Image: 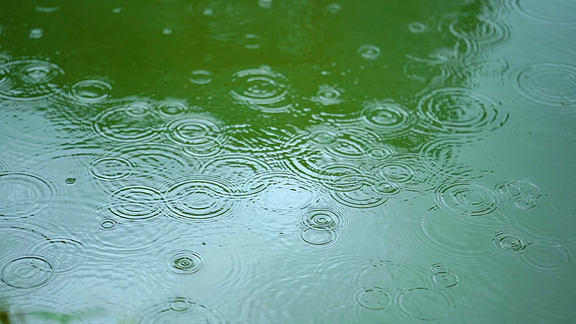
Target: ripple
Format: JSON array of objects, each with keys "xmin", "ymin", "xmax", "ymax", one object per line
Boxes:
[
  {"xmin": 139, "ymin": 297, "xmax": 224, "ymax": 324},
  {"xmin": 31, "ymin": 237, "xmax": 85, "ymax": 273},
  {"xmin": 509, "ymin": 0, "xmax": 576, "ymax": 24},
  {"xmin": 430, "ymin": 263, "xmax": 450, "ymax": 274},
  {"xmin": 69, "ymin": 79, "xmax": 112, "ymax": 104},
  {"xmin": 0, "ymin": 225, "xmax": 48, "ymax": 257},
  {"xmin": 514, "ymin": 63, "xmax": 576, "ymax": 107},
  {"xmin": 0, "ymin": 256, "xmax": 55, "ymax": 289},
  {"xmin": 248, "ymin": 172, "xmax": 316, "ymax": 212},
  {"xmin": 89, "ymin": 157, "xmax": 134, "ymax": 181},
  {"xmin": 98, "ymin": 218, "xmax": 118, "ymax": 231},
  {"xmin": 491, "ymin": 231, "xmax": 530, "ymax": 254},
  {"xmin": 164, "ymin": 250, "xmax": 205, "ymax": 275},
  {"xmin": 229, "ymin": 66, "xmax": 292, "ymax": 113},
  {"xmin": 189, "ymin": 69, "xmax": 213, "ymax": 85},
  {"xmin": 324, "ymin": 127, "xmax": 383, "ymax": 160},
  {"xmin": 416, "ymin": 87, "xmax": 508, "ymax": 134},
  {"xmin": 397, "ymin": 287, "xmax": 454, "ymax": 320},
  {"xmin": 430, "ymin": 272, "xmax": 460, "ymax": 288},
  {"xmin": 0, "ymin": 59, "xmax": 64, "ymax": 101},
  {"xmin": 309, "ymin": 127, "xmax": 339, "ymax": 146},
  {"xmin": 434, "ymin": 182, "xmax": 499, "ymax": 217},
  {"xmin": 442, "ymin": 13, "xmax": 510, "ymax": 46},
  {"xmin": 299, "ymin": 227, "xmax": 338, "ymax": 246},
  {"xmin": 417, "ymin": 137, "xmax": 488, "ymax": 180},
  {"xmin": 374, "ymin": 153, "xmax": 443, "ymax": 192},
  {"xmin": 157, "ymin": 100, "xmax": 188, "ymax": 118},
  {"xmin": 403, "ymin": 59, "xmax": 451, "ymax": 84},
  {"xmin": 163, "ymin": 176, "xmax": 238, "ymax": 222},
  {"xmin": 357, "ymin": 45, "xmax": 381, "ymax": 60},
  {"xmin": 516, "ymin": 238, "xmax": 573, "ymax": 274},
  {"xmin": 360, "ymin": 99, "xmax": 415, "ymax": 135},
  {"xmin": 408, "ymin": 22, "xmax": 429, "ymax": 33},
  {"xmin": 312, "ymin": 84, "xmax": 343, "ymax": 106},
  {"xmin": 108, "ymin": 186, "xmax": 165, "ymax": 221},
  {"xmin": 166, "ymin": 116, "xmax": 227, "ymax": 157},
  {"xmin": 300, "ymin": 207, "xmax": 345, "ymax": 230},
  {"xmin": 495, "ymin": 180, "xmax": 542, "ymax": 210},
  {"xmin": 0, "ymin": 172, "xmax": 56, "ymax": 218},
  {"xmin": 320, "ymin": 163, "xmax": 369, "ymax": 192},
  {"xmin": 92, "ymin": 101, "xmax": 163, "ymax": 142}
]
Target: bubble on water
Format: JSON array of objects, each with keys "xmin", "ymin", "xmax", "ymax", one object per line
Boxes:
[
  {"xmin": 300, "ymin": 226, "xmax": 338, "ymax": 246},
  {"xmin": 416, "ymin": 87, "xmax": 508, "ymax": 134},
  {"xmin": 29, "ymin": 28, "xmax": 43, "ymax": 39},
  {"xmin": 312, "ymin": 84, "xmax": 343, "ymax": 106},
  {"xmin": 0, "ymin": 172, "xmax": 56, "ymax": 218},
  {"xmin": 108, "ymin": 186, "xmax": 164, "ymax": 221},
  {"xmin": 163, "ymin": 176, "xmax": 238, "ymax": 222},
  {"xmin": 230, "ymin": 66, "xmax": 292, "ymax": 113},
  {"xmin": 70, "ymin": 79, "xmax": 112, "ymax": 103},
  {"xmin": 0, "ymin": 59, "xmax": 64, "ymax": 101},
  {"xmin": 360, "ymin": 99, "xmax": 414, "ymax": 135},
  {"xmin": 408, "ymin": 22, "xmax": 429, "ymax": 33},
  {"xmin": 516, "ymin": 238, "xmax": 573, "ymax": 274},
  {"xmin": 162, "ymin": 28, "xmax": 173, "ymax": 35},
  {"xmin": 491, "ymin": 231, "xmax": 530, "ymax": 254},
  {"xmin": 397, "ymin": 287, "xmax": 454, "ymax": 320},
  {"xmin": 357, "ymin": 45, "xmax": 381, "ymax": 60},
  {"xmin": 435, "ymin": 182, "xmax": 499, "ymax": 217},
  {"xmin": 89, "ymin": 156, "xmax": 134, "ymax": 181},
  {"xmin": 507, "ymin": 0, "xmax": 576, "ymax": 24},
  {"xmin": 166, "ymin": 116, "xmax": 227, "ymax": 157},
  {"xmin": 112, "ymin": 8, "xmax": 122, "ymax": 13},
  {"xmin": 92, "ymin": 101, "xmax": 163, "ymax": 142},
  {"xmin": 441, "ymin": 13, "xmax": 510, "ymax": 46},
  {"xmin": 189, "ymin": 69, "xmax": 213, "ymax": 85},
  {"xmin": 495, "ymin": 180, "xmax": 542, "ymax": 210},
  {"xmin": 514, "ymin": 63, "xmax": 576, "ymax": 107},
  {"xmin": 355, "ymin": 286, "xmax": 393, "ymax": 310},
  {"xmin": 164, "ymin": 250, "xmax": 205, "ymax": 275},
  {"xmin": 300, "ymin": 207, "xmax": 345, "ymax": 230},
  {"xmin": 31, "ymin": 238, "xmax": 85, "ymax": 273},
  {"xmin": 138, "ymin": 297, "xmax": 225, "ymax": 324},
  {"xmin": 1, "ymin": 256, "xmax": 55, "ymax": 289}
]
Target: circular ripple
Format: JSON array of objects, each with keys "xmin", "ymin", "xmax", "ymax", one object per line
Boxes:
[
  {"xmin": 0, "ymin": 60, "xmax": 64, "ymax": 101},
  {"xmin": 249, "ymin": 172, "xmax": 316, "ymax": 212},
  {"xmin": 300, "ymin": 208, "xmax": 345, "ymax": 229},
  {"xmin": 157, "ymin": 100, "xmax": 188, "ymax": 118},
  {"xmin": 70, "ymin": 79, "xmax": 112, "ymax": 104},
  {"xmin": 360, "ymin": 99, "xmax": 415, "ymax": 135},
  {"xmin": 514, "ymin": 63, "xmax": 576, "ymax": 107},
  {"xmin": 309, "ymin": 128, "xmax": 339, "ymax": 146},
  {"xmin": 166, "ymin": 116, "xmax": 226, "ymax": 157},
  {"xmin": 355, "ymin": 286, "xmax": 393, "ymax": 310},
  {"xmin": 517, "ymin": 238, "xmax": 573, "ymax": 274},
  {"xmin": 31, "ymin": 238, "xmax": 85, "ymax": 273},
  {"xmin": 0, "ymin": 172, "xmax": 56, "ymax": 218},
  {"xmin": 430, "ymin": 272, "xmax": 460, "ymax": 288},
  {"xmin": 93, "ymin": 101, "xmax": 163, "ymax": 142},
  {"xmin": 139, "ymin": 297, "xmax": 224, "ymax": 324},
  {"xmin": 230, "ymin": 66, "xmax": 292, "ymax": 113},
  {"xmin": 491, "ymin": 231, "xmax": 530, "ymax": 254},
  {"xmin": 108, "ymin": 186, "xmax": 164, "ymax": 221},
  {"xmin": 324, "ymin": 127, "xmax": 383, "ymax": 160},
  {"xmin": 398, "ymin": 287, "xmax": 454, "ymax": 320},
  {"xmin": 312, "ymin": 84, "xmax": 343, "ymax": 106},
  {"xmin": 189, "ymin": 70, "xmax": 213, "ymax": 85},
  {"xmin": 403, "ymin": 60, "xmax": 451, "ymax": 84},
  {"xmin": 89, "ymin": 156, "xmax": 134, "ymax": 181},
  {"xmin": 443, "ymin": 13, "xmax": 510, "ymax": 46},
  {"xmin": 495, "ymin": 180, "xmax": 542, "ymax": 210},
  {"xmin": 201, "ymin": 154, "xmax": 272, "ymax": 196},
  {"xmin": 300, "ymin": 227, "xmax": 338, "ymax": 246},
  {"xmin": 430, "ymin": 263, "xmax": 450, "ymax": 274},
  {"xmin": 98, "ymin": 218, "xmax": 118, "ymax": 231},
  {"xmin": 164, "ymin": 176, "xmax": 238, "ymax": 222},
  {"xmin": 1, "ymin": 256, "xmax": 55, "ymax": 289},
  {"xmin": 374, "ymin": 154, "xmax": 443, "ymax": 192},
  {"xmin": 164, "ymin": 250, "xmax": 205, "ymax": 275},
  {"xmin": 510, "ymin": 0, "xmax": 576, "ymax": 24},
  {"xmin": 417, "ymin": 87, "xmax": 507, "ymax": 134},
  {"xmin": 408, "ymin": 22, "xmax": 429, "ymax": 33},
  {"xmin": 357, "ymin": 45, "xmax": 381, "ymax": 60},
  {"xmin": 435, "ymin": 182, "xmax": 499, "ymax": 217}
]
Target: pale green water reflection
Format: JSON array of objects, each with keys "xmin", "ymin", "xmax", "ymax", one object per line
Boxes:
[{"xmin": 0, "ymin": 0, "xmax": 575, "ymax": 323}]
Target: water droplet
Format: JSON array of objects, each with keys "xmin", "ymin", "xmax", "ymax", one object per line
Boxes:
[
  {"xmin": 357, "ymin": 45, "xmax": 381, "ymax": 60},
  {"xmin": 495, "ymin": 180, "xmax": 542, "ymax": 210},
  {"xmin": 325, "ymin": 3, "xmax": 341, "ymax": 14},
  {"xmin": 164, "ymin": 250, "xmax": 205, "ymax": 275},
  {"xmin": 162, "ymin": 28, "xmax": 173, "ymax": 35},
  {"xmin": 430, "ymin": 263, "xmax": 450, "ymax": 274},
  {"xmin": 430, "ymin": 272, "xmax": 460, "ymax": 288},
  {"xmin": 1, "ymin": 256, "xmax": 55, "ymax": 289},
  {"xmin": 408, "ymin": 22, "xmax": 429, "ymax": 33},
  {"xmin": 112, "ymin": 8, "xmax": 122, "ymax": 13},
  {"xmin": 492, "ymin": 231, "xmax": 529, "ymax": 253},
  {"xmin": 300, "ymin": 208, "xmax": 345, "ymax": 230},
  {"xmin": 258, "ymin": 0, "xmax": 273, "ymax": 9},
  {"xmin": 65, "ymin": 177, "xmax": 75, "ymax": 185},
  {"xmin": 29, "ymin": 28, "xmax": 43, "ymax": 39},
  {"xmin": 0, "ymin": 172, "xmax": 56, "ymax": 218},
  {"xmin": 312, "ymin": 84, "xmax": 343, "ymax": 106}
]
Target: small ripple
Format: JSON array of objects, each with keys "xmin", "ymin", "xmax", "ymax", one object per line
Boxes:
[
  {"xmin": 0, "ymin": 256, "xmax": 55, "ymax": 289},
  {"xmin": 320, "ymin": 163, "xmax": 370, "ymax": 192},
  {"xmin": 108, "ymin": 186, "xmax": 165, "ymax": 221},
  {"xmin": 0, "ymin": 172, "xmax": 56, "ymax": 218},
  {"xmin": 89, "ymin": 156, "xmax": 134, "ymax": 181},
  {"xmin": 138, "ymin": 297, "xmax": 224, "ymax": 324},
  {"xmin": 312, "ymin": 84, "xmax": 344, "ymax": 106},
  {"xmin": 200, "ymin": 153, "xmax": 272, "ymax": 191},
  {"xmin": 495, "ymin": 179, "xmax": 542, "ymax": 210},
  {"xmin": 98, "ymin": 218, "xmax": 118, "ymax": 231},
  {"xmin": 355, "ymin": 286, "xmax": 393, "ymax": 310},
  {"xmin": 189, "ymin": 69, "xmax": 213, "ymax": 85},
  {"xmin": 299, "ymin": 227, "xmax": 339, "ymax": 246},
  {"xmin": 434, "ymin": 182, "xmax": 499, "ymax": 217},
  {"xmin": 166, "ymin": 116, "xmax": 227, "ymax": 157},
  {"xmin": 0, "ymin": 59, "xmax": 64, "ymax": 101},
  {"xmin": 163, "ymin": 175, "xmax": 239, "ymax": 222},
  {"xmin": 229, "ymin": 66, "xmax": 292, "ymax": 113},
  {"xmin": 324, "ymin": 127, "xmax": 383, "ymax": 160},
  {"xmin": 491, "ymin": 231, "xmax": 530, "ymax": 254},
  {"xmin": 397, "ymin": 287, "xmax": 454, "ymax": 320},
  {"xmin": 408, "ymin": 22, "xmax": 429, "ymax": 33},
  {"xmin": 360, "ymin": 99, "xmax": 415, "ymax": 136},
  {"xmin": 430, "ymin": 263, "xmax": 450, "ymax": 274},
  {"xmin": 31, "ymin": 237, "xmax": 85, "ymax": 273},
  {"xmin": 300, "ymin": 207, "xmax": 345, "ymax": 230},
  {"xmin": 508, "ymin": 0, "xmax": 576, "ymax": 24},
  {"xmin": 357, "ymin": 45, "xmax": 381, "ymax": 61},
  {"xmin": 429, "ymin": 269, "xmax": 461, "ymax": 289},
  {"xmin": 373, "ymin": 153, "xmax": 443, "ymax": 192},
  {"xmin": 516, "ymin": 238, "xmax": 573, "ymax": 274},
  {"xmin": 514, "ymin": 63, "xmax": 576, "ymax": 107},
  {"xmin": 157, "ymin": 100, "xmax": 188, "ymax": 118},
  {"xmin": 416, "ymin": 87, "xmax": 508, "ymax": 134},
  {"xmin": 92, "ymin": 100, "xmax": 163, "ymax": 142},
  {"xmin": 441, "ymin": 13, "xmax": 510, "ymax": 46},
  {"xmin": 403, "ymin": 60, "xmax": 450, "ymax": 85},
  {"xmin": 164, "ymin": 250, "xmax": 205, "ymax": 275},
  {"xmin": 68, "ymin": 79, "xmax": 112, "ymax": 104}
]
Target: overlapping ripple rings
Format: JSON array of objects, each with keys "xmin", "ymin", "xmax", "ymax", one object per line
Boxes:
[
  {"xmin": 108, "ymin": 186, "xmax": 165, "ymax": 222},
  {"xmin": 514, "ymin": 63, "xmax": 576, "ymax": 107},
  {"xmin": 138, "ymin": 297, "xmax": 225, "ymax": 324},
  {"xmin": 0, "ymin": 256, "xmax": 55, "ymax": 289},
  {"xmin": 92, "ymin": 100, "xmax": 164, "ymax": 142},
  {"xmin": 360, "ymin": 99, "xmax": 415, "ymax": 136},
  {"xmin": 68, "ymin": 79, "xmax": 112, "ymax": 104},
  {"xmin": 441, "ymin": 13, "xmax": 511, "ymax": 46},
  {"xmin": 31, "ymin": 237, "xmax": 86, "ymax": 273},
  {"xmin": 0, "ymin": 172, "xmax": 56, "ymax": 218},
  {"xmin": 508, "ymin": 0, "xmax": 576, "ymax": 24},
  {"xmin": 434, "ymin": 182, "xmax": 499, "ymax": 217},
  {"xmin": 416, "ymin": 87, "xmax": 508, "ymax": 134},
  {"xmin": 0, "ymin": 59, "xmax": 64, "ymax": 101},
  {"xmin": 166, "ymin": 115, "xmax": 227, "ymax": 157},
  {"xmin": 495, "ymin": 179, "xmax": 542, "ymax": 210},
  {"xmin": 229, "ymin": 66, "xmax": 292, "ymax": 113}
]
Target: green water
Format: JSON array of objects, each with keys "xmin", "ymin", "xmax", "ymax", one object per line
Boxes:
[{"xmin": 0, "ymin": 0, "xmax": 575, "ymax": 322}]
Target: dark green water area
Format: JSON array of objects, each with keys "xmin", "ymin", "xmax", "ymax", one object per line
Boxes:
[{"xmin": 1, "ymin": 0, "xmax": 575, "ymax": 322}]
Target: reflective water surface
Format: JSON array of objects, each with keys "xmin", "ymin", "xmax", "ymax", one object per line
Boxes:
[{"xmin": 1, "ymin": 0, "xmax": 575, "ymax": 322}]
